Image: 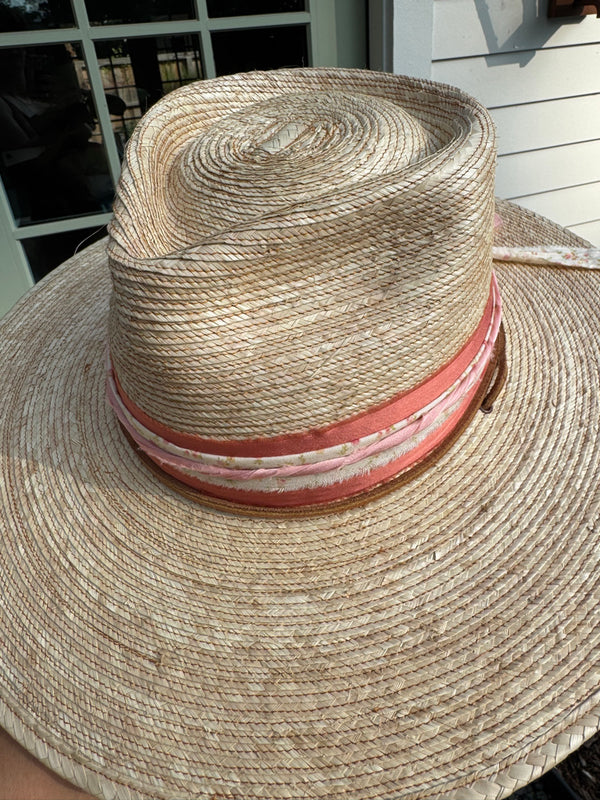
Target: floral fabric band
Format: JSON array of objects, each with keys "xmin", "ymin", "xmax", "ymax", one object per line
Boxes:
[
  {"xmin": 107, "ymin": 274, "xmax": 502, "ymax": 508},
  {"xmin": 492, "ymin": 246, "xmax": 600, "ymax": 270}
]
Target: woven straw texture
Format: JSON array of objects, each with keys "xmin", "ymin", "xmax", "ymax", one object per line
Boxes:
[
  {"xmin": 0, "ymin": 68, "xmax": 600, "ymax": 800},
  {"xmin": 108, "ymin": 69, "xmax": 496, "ymax": 439}
]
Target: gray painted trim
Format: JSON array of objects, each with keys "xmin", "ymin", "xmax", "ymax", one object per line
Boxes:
[
  {"xmin": 0, "ymin": 183, "xmax": 33, "ymax": 318},
  {"xmin": 391, "ymin": 0, "xmax": 434, "ymax": 79},
  {"xmin": 192, "ymin": 0, "xmax": 217, "ymax": 79},
  {"xmin": 13, "ymin": 215, "xmax": 113, "ymax": 240},
  {"xmin": 207, "ymin": 12, "xmax": 311, "ymax": 31},
  {"xmin": 309, "ymin": 0, "xmax": 337, "ymax": 67},
  {"xmin": 71, "ymin": 0, "xmax": 123, "ymax": 186},
  {"xmin": 368, "ymin": 0, "xmax": 434, "ymax": 77},
  {"xmin": 0, "ymin": 14, "xmax": 312, "ymax": 48},
  {"xmin": 369, "ymin": 0, "xmax": 393, "ymax": 72}
]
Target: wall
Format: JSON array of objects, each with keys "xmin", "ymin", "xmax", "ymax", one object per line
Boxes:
[{"xmin": 386, "ymin": 0, "xmax": 600, "ymax": 245}]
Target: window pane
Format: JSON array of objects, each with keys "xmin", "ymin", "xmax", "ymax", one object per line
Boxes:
[
  {"xmin": 22, "ymin": 225, "xmax": 107, "ymax": 282},
  {"xmin": 85, "ymin": 0, "xmax": 195, "ymax": 26},
  {"xmin": 207, "ymin": 0, "xmax": 305, "ymax": 17},
  {"xmin": 212, "ymin": 25, "xmax": 308, "ymax": 75},
  {"xmin": 95, "ymin": 36, "xmax": 203, "ymax": 148},
  {"xmin": 0, "ymin": 43, "xmax": 114, "ymax": 226},
  {"xmin": 0, "ymin": 0, "xmax": 74, "ymax": 32}
]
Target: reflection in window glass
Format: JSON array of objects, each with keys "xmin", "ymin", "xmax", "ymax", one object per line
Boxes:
[
  {"xmin": 0, "ymin": 43, "xmax": 113, "ymax": 227},
  {"xmin": 85, "ymin": 0, "xmax": 194, "ymax": 26},
  {"xmin": 22, "ymin": 225, "xmax": 107, "ymax": 282},
  {"xmin": 95, "ymin": 36, "xmax": 203, "ymax": 149},
  {"xmin": 212, "ymin": 26, "xmax": 308, "ymax": 75},
  {"xmin": 0, "ymin": 0, "xmax": 74, "ymax": 32},
  {"xmin": 207, "ymin": 0, "xmax": 305, "ymax": 17}
]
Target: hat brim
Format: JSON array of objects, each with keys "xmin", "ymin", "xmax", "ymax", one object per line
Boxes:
[{"xmin": 1, "ymin": 199, "xmax": 599, "ymax": 800}]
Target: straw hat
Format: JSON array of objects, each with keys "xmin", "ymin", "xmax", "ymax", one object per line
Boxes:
[{"xmin": 1, "ymin": 67, "xmax": 599, "ymax": 800}]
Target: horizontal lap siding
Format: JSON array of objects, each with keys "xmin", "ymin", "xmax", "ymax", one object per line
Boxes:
[
  {"xmin": 433, "ymin": 0, "xmax": 600, "ymax": 59},
  {"xmin": 495, "ymin": 140, "xmax": 600, "ymax": 198},
  {"xmin": 508, "ymin": 182, "xmax": 600, "ymax": 232},
  {"xmin": 492, "ymin": 96, "xmax": 599, "ymax": 154},
  {"xmin": 431, "ymin": 45, "xmax": 600, "ymax": 107},
  {"xmin": 569, "ymin": 219, "xmax": 600, "ymax": 243},
  {"xmin": 431, "ymin": 0, "xmax": 600, "ymax": 244}
]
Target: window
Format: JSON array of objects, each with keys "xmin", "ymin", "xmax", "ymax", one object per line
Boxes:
[{"xmin": 0, "ymin": 0, "xmax": 367, "ymax": 315}]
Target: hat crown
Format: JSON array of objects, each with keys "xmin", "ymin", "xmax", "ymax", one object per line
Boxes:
[
  {"xmin": 107, "ymin": 68, "xmax": 496, "ymax": 442},
  {"xmin": 151, "ymin": 89, "xmax": 437, "ymax": 248}
]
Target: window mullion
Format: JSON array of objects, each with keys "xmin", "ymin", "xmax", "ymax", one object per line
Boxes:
[
  {"xmin": 0, "ymin": 181, "xmax": 33, "ymax": 317},
  {"xmin": 83, "ymin": 20, "xmax": 207, "ymax": 41},
  {"xmin": 13, "ymin": 214, "xmax": 113, "ymax": 240},
  {"xmin": 0, "ymin": 28, "xmax": 82, "ymax": 46},
  {"xmin": 206, "ymin": 13, "xmax": 311, "ymax": 31},
  {"xmin": 70, "ymin": 0, "xmax": 122, "ymax": 187},
  {"xmin": 307, "ymin": 0, "xmax": 337, "ymax": 67},
  {"xmin": 192, "ymin": 0, "xmax": 216, "ymax": 79}
]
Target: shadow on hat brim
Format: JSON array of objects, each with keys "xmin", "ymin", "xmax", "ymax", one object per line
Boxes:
[{"xmin": 0, "ymin": 199, "xmax": 599, "ymax": 800}]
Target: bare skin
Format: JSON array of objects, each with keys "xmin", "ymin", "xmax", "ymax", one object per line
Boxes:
[{"xmin": 0, "ymin": 728, "xmax": 96, "ymax": 800}]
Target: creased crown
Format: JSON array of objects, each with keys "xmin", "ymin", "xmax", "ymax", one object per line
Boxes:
[{"xmin": 108, "ymin": 68, "xmax": 496, "ymax": 441}]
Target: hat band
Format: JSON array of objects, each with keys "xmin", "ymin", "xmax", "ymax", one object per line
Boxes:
[
  {"xmin": 492, "ymin": 244, "xmax": 600, "ymax": 268},
  {"xmin": 107, "ymin": 274, "xmax": 502, "ymax": 509}
]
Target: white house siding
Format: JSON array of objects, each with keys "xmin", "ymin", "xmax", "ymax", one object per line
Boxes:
[{"xmin": 430, "ymin": 0, "xmax": 600, "ymax": 245}]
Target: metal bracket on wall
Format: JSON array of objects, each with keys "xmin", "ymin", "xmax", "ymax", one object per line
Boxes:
[{"xmin": 548, "ymin": 0, "xmax": 600, "ymax": 17}]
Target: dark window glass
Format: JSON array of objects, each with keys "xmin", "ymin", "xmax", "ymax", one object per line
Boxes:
[
  {"xmin": 212, "ymin": 25, "xmax": 308, "ymax": 75},
  {"xmin": 0, "ymin": 43, "xmax": 113, "ymax": 226},
  {"xmin": 22, "ymin": 224, "xmax": 107, "ymax": 282},
  {"xmin": 207, "ymin": 0, "xmax": 305, "ymax": 17},
  {"xmin": 0, "ymin": 0, "xmax": 74, "ymax": 32},
  {"xmin": 85, "ymin": 0, "xmax": 194, "ymax": 26},
  {"xmin": 95, "ymin": 35, "xmax": 203, "ymax": 149}
]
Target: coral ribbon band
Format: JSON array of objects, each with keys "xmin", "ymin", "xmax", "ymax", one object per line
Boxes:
[
  {"xmin": 107, "ymin": 274, "xmax": 502, "ymax": 508},
  {"xmin": 110, "ymin": 277, "xmax": 500, "ymax": 459},
  {"xmin": 148, "ymin": 382, "xmax": 484, "ymax": 508}
]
